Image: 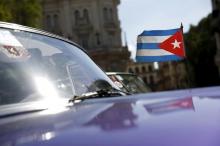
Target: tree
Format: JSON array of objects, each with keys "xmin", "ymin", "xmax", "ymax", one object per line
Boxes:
[
  {"xmin": 0, "ymin": 0, "xmax": 42, "ymax": 28},
  {"xmin": 185, "ymin": 14, "xmax": 220, "ymax": 87},
  {"xmin": 0, "ymin": 0, "xmax": 13, "ymax": 21}
]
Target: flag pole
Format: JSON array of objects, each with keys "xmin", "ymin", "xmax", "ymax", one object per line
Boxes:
[{"xmin": 180, "ymin": 23, "xmax": 186, "ymax": 57}]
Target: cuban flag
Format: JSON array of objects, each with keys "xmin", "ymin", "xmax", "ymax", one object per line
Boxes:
[{"xmin": 136, "ymin": 28, "xmax": 186, "ymax": 62}]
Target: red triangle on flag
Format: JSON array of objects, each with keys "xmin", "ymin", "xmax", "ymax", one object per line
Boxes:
[{"xmin": 159, "ymin": 30, "xmax": 185, "ymax": 57}]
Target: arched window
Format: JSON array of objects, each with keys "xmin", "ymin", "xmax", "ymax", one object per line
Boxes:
[
  {"xmin": 142, "ymin": 66, "xmax": 146, "ymax": 72},
  {"xmin": 96, "ymin": 33, "xmax": 101, "ymax": 45},
  {"xmin": 46, "ymin": 15, "xmax": 51, "ymax": 28},
  {"xmin": 109, "ymin": 8, "xmax": 113, "ymax": 21},
  {"xmin": 103, "ymin": 7, "xmax": 108, "ymax": 22},
  {"xmin": 135, "ymin": 67, "xmax": 139, "ymax": 74},
  {"xmin": 149, "ymin": 75, "xmax": 154, "ymax": 84},
  {"xmin": 148, "ymin": 65, "xmax": 153, "ymax": 72},
  {"xmin": 54, "ymin": 14, "xmax": 59, "ymax": 27},
  {"xmin": 83, "ymin": 9, "xmax": 89, "ymax": 23},
  {"xmin": 74, "ymin": 10, "xmax": 80, "ymax": 25},
  {"xmin": 128, "ymin": 68, "xmax": 133, "ymax": 73},
  {"xmin": 143, "ymin": 77, "xmax": 148, "ymax": 84}
]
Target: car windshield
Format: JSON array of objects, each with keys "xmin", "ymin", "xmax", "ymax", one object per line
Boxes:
[{"xmin": 0, "ymin": 27, "xmax": 117, "ymax": 106}]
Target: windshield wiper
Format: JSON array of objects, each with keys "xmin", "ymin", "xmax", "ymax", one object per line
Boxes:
[{"xmin": 69, "ymin": 88, "xmax": 130, "ymax": 103}]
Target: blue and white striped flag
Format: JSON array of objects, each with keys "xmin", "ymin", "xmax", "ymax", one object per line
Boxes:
[{"xmin": 136, "ymin": 28, "xmax": 185, "ymax": 62}]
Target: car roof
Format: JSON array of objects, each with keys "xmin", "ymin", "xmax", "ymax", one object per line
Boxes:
[{"xmin": 0, "ymin": 21, "xmax": 86, "ymax": 53}]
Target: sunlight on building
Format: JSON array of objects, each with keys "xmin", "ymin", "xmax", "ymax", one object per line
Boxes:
[{"xmin": 154, "ymin": 62, "xmax": 159, "ymax": 70}]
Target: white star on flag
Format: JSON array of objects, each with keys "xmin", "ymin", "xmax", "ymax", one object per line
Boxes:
[{"xmin": 171, "ymin": 39, "xmax": 181, "ymax": 49}]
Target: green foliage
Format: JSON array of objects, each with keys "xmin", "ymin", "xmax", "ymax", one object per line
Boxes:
[
  {"xmin": 0, "ymin": 0, "xmax": 13, "ymax": 21},
  {"xmin": 185, "ymin": 14, "xmax": 220, "ymax": 87},
  {"xmin": 0, "ymin": 0, "xmax": 42, "ymax": 28}
]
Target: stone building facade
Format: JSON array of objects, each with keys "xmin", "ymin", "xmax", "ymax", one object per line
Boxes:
[
  {"xmin": 127, "ymin": 61, "xmax": 188, "ymax": 91},
  {"xmin": 126, "ymin": 62, "xmax": 159, "ymax": 91},
  {"xmin": 159, "ymin": 62, "xmax": 189, "ymax": 90},
  {"xmin": 42, "ymin": 0, "xmax": 130, "ymax": 71}
]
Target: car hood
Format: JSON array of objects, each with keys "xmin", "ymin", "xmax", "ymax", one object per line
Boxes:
[{"xmin": 1, "ymin": 86, "xmax": 220, "ymax": 146}]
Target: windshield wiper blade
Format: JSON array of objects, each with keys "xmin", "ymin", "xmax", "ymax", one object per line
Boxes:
[{"xmin": 69, "ymin": 88, "xmax": 130, "ymax": 103}]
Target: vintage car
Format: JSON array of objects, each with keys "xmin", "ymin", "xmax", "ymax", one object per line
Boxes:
[
  {"xmin": 106, "ymin": 72, "xmax": 151, "ymax": 94},
  {"xmin": 0, "ymin": 22, "xmax": 220, "ymax": 146}
]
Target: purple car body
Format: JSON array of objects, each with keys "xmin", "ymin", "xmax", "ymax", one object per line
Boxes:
[{"xmin": 0, "ymin": 86, "xmax": 220, "ymax": 146}]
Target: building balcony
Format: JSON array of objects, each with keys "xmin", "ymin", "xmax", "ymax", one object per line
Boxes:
[
  {"xmin": 103, "ymin": 22, "xmax": 119, "ymax": 32},
  {"xmin": 73, "ymin": 19, "xmax": 93, "ymax": 34}
]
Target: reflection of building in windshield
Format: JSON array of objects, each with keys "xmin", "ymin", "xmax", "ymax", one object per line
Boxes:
[
  {"xmin": 84, "ymin": 103, "xmax": 137, "ymax": 131},
  {"xmin": 144, "ymin": 97, "xmax": 195, "ymax": 115}
]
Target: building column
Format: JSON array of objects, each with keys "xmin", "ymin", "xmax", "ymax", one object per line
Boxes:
[{"xmin": 61, "ymin": 0, "xmax": 72, "ymax": 38}]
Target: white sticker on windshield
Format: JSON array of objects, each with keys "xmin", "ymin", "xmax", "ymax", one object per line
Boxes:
[
  {"xmin": 0, "ymin": 45, "xmax": 30, "ymax": 59},
  {"xmin": 0, "ymin": 30, "xmax": 30, "ymax": 59}
]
